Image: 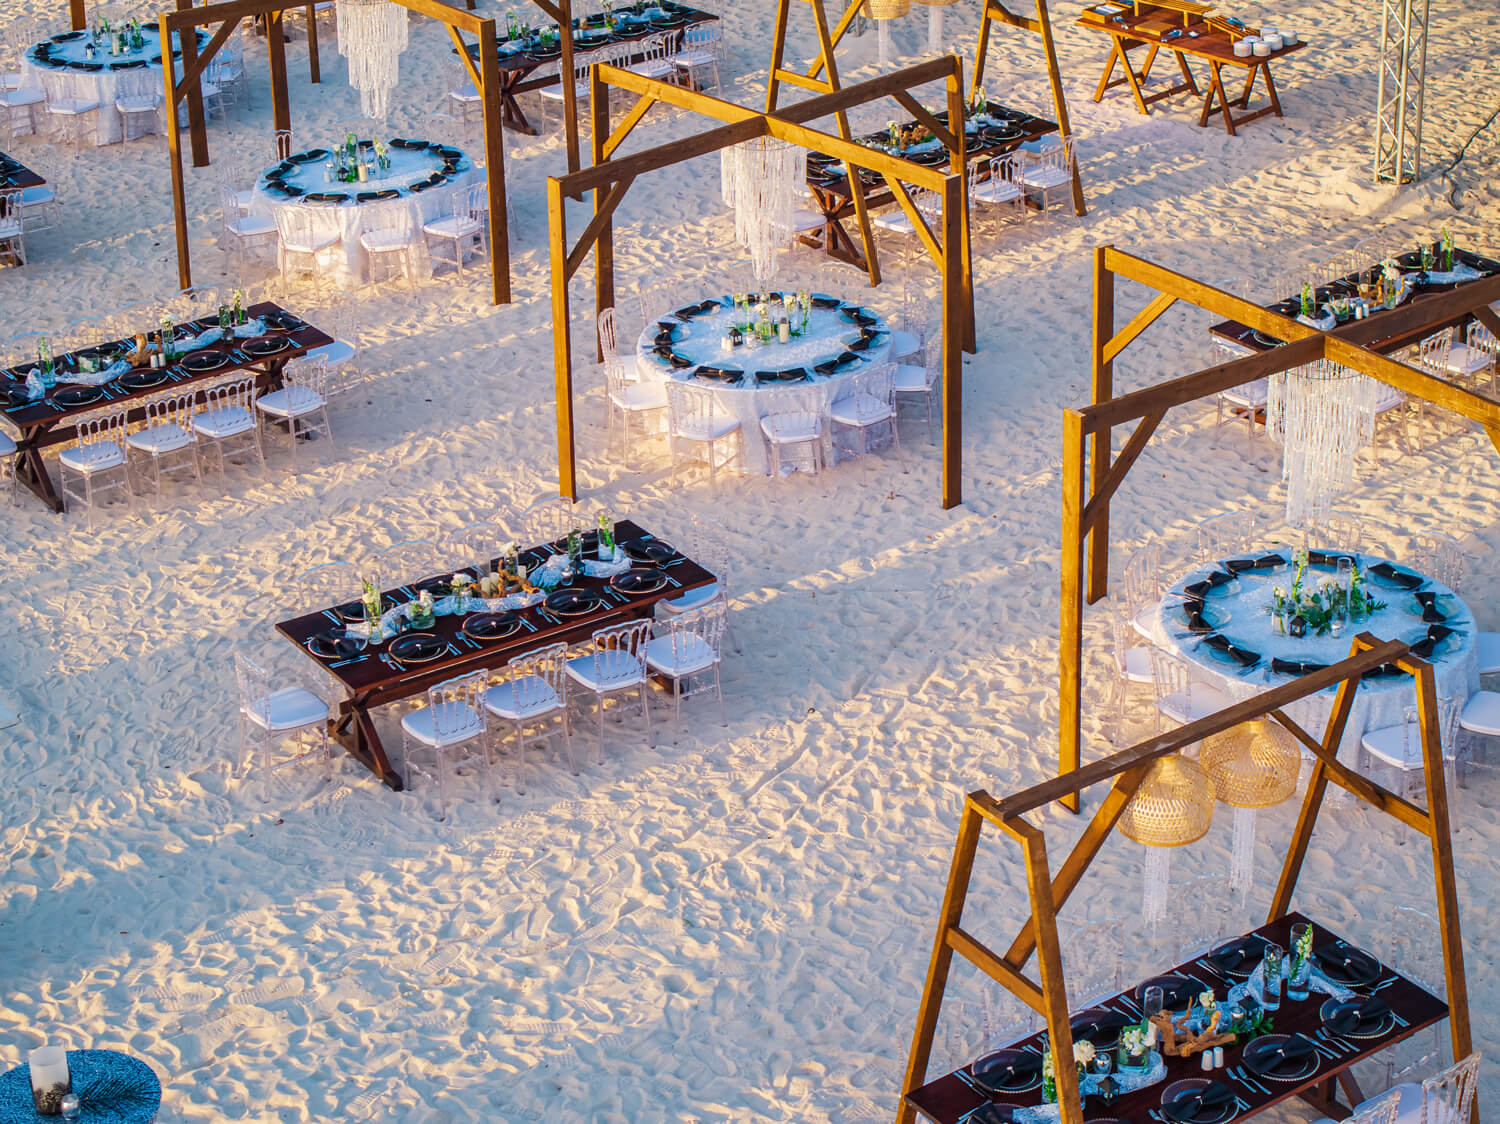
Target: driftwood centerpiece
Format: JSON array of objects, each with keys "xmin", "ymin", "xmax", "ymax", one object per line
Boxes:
[{"xmin": 1149, "ymin": 1010, "xmax": 1236, "ymax": 1057}]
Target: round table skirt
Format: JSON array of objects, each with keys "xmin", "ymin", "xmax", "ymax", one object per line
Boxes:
[{"xmin": 1146, "ymin": 552, "xmax": 1479, "ymax": 768}]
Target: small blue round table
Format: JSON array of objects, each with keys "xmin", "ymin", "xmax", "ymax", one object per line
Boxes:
[{"xmin": 0, "ymin": 1051, "xmax": 159, "ymax": 1123}]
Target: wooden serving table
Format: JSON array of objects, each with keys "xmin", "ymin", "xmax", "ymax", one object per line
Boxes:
[
  {"xmin": 1076, "ymin": 6, "xmax": 1305, "ymax": 135},
  {"xmin": 459, "ymin": 3, "xmax": 717, "ymax": 135},
  {"xmin": 0, "ymin": 150, "xmax": 45, "ymax": 190},
  {"xmin": 1209, "ymin": 248, "xmax": 1500, "ymax": 357},
  {"xmin": 1, "ymin": 302, "xmax": 330, "ymax": 513},
  {"xmin": 804, "ymin": 105, "xmax": 1057, "ymax": 271},
  {"xmin": 274, "ymin": 520, "xmax": 714, "ymax": 791},
  {"xmin": 907, "ymin": 912, "xmax": 1447, "ymax": 1124}
]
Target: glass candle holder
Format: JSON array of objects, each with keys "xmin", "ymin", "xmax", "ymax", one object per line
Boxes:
[{"xmin": 29, "ymin": 1047, "xmax": 70, "ymax": 1116}]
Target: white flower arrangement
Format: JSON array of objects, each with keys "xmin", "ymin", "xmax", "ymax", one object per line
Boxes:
[
  {"xmin": 1121, "ymin": 1026, "xmax": 1146, "ymax": 1056},
  {"xmin": 1198, "ymin": 990, "xmax": 1217, "ymax": 1014}
]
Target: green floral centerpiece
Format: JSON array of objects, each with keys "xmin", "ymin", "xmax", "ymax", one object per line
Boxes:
[
  {"xmin": 1041, "ymin": 1040, "xmax": 1094, "ymax": 1103},
  {"xmin": 1270, "ymin": 549, "xmax": 1386, "ymax": 637},
  {"xmin": 1117, "ymin": 1025, "xmax": 1150, "ymax": 1070}
]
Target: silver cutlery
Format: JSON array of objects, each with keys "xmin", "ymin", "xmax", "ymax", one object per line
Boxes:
[
  {"xmin": 1194, "ymin": 958, "xmax": 1226, "ymax": 981},
  {"xmin": 321, "ymin": 609, "xmax": 343, "ymax": 626},
  {"xmin": 444, "ymin": 644, "xmax": 460, "ymax": 657},
  {"xmin": 1306, "ymin": 1037, "xmax": 1338, "ymax": 1061},
  {"xmin": 1231, "ymin": 1065, "xmax": 1269, "ymax": 1094},
  {"xmin": 329, "ymin": 655, "xmax": 367, "ymax": 668},
  {"xmin": 1391, "ymin": 1011, "xmax": 1409, "ymax": 1028},
  {"xmin": 953, "ymin": 1069, "xmax": 985, "ymax": 1095},
  {"xmin": 1371, "ymin": 976, "xmax": 1399, "ymax": 993},
  {"xmin": 518, "ymin": 616, "xmax": 537, "ymax": 632},
  {"xmin": 664, "ymin": 573, "xmax": 681, "ymax": 588}
]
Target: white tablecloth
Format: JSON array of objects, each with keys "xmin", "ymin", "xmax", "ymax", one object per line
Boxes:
[
  {"xmin": 248, "ymin": 143, "xmax": 480, "ymax": 285},
  {"xmin": 634, "ymin": 295, "xmax": 893, "ymax": 475},
  {"xmin": 21, "ymin": 28, "xmax": 203, "ymax": 145},
  {"xmin": 1146, "ymin": 552, "xmax": 1479, "ymax": 768}
]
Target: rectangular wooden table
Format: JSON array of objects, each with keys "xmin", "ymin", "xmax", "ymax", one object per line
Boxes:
[
  {"xmin": 1076, "ymin": 8, "xmax": 1305, "ymax": 135},
  {"xmin": 804, "ymin": 104, "xmax": 1058, "ymax": 270},
  {"xmin": 274, "ymin": 519, "xmax": 715, "ymax": 791},
  {"xmin": 1, "ymin": 302, "xmax": 330, "ymax": 513},
  {"xmin": 907, "ymin": 912, "xmax": 1447, "ymax": 1123},
  {"xmin": 459, "ymin": 4, "xmax": 718, "ymax": 135},
  {"xmin": 1209, "ymin": 247, "xmax": 1500, "ymax": 357},
  {"xmin": 0, "ymin": 151, "xmax": 45, "ymax": 190}
]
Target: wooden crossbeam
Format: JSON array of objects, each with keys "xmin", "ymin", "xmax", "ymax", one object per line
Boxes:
[{"xmin": 564, "ymin": 177, "xmax": 633, "ymax": 280}]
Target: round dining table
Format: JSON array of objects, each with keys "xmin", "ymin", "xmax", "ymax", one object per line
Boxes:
[
  {"xmin": 21, "ymin": 26, "xmax": 206, "ymax": 145},
  {"xmin": 1144, "ymin": 550, "xmax": 1480, "ymax": 769},
  {"xmin": 633, "ymin": 293, "xmax": 893, "ymax": 475},
  {"xmin": 248, "ymin": 139, "xmax": 481, "ymax": 285}
]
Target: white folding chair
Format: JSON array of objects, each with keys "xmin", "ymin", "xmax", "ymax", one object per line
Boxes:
[
  {"xmin": 645, "ymin": 599, "xmax": 727, "ymax": 735},
  {"xmin": 401, "ymin": 670, "xmax": 490, "ymax": 821},
  {"xmin": 565, "ymin": 618, "xmax": 655, "ymax": 763},
  {"xmin": 254, "ymin": 355, "xmax": 333, "ymax": 473},
  {"xmin": 125, "ymin": 390, "xmax": 201, "ymax": 498},
  {"xmin": 193, "ymin": 375, "xmax": 265, "ymax": 476},
  {"xmin": 235, "ymin": 651, "xmax": 332, "ymax": 802},
  {"xmin": 483, "ymin": 641, "xmax": 573, "ymax": 791}
]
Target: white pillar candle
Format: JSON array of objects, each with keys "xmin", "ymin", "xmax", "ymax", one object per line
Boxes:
[
  {"xmin": 1200, "ymin": 1050, "xmax": 1213, "ymax": 1072},
  {"xmin": 30, "ymin": 1046, "xmax": 70, "ymax": 1115}
]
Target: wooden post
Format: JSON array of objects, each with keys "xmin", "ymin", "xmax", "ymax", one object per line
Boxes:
[
  {"xmin": 478, "ymin": 28, "xmax": 511, "ymax": 306},
  {"xmin": 592, "ymin": 67, "xmax": 614, "ymax": 362},
  {"xmin": 940, "ymin": 173, "xmax": 963, "ymax": 510},
  {"xmin": 70, "ymin": 0, "xmax": 86, "ymax": 30},
  {"xmin": 548, "ymin": 176, "xmax": 578, "ymax": 501},
  {"xmin": 1019, "ymin": 822, "xmax": 1083, "ymax": 1124},
  {"xmin": 557, "ymin": 0, "xmax": 582, "ymax": 174},
  {"xmin": 1030, "ymin": 0, "xmax": 1087, "ymax": 216},
  {"xmin": 159, "ymin": 11, "xmax": 192, "ymax": 292},
  {"xmin": 305, "ymin": 5, "xmax": 321, "ymax": 84},
  {"xmin": 1087, "ymin": 246, "xmax": 1112, "ymax": 603},
  {"xmin": 945, "ymin": 64, "xmax": 976, "ymax": 355},
  {"xmin": 175, "ymin": 0, "xmax": 209, "ymax": 168},
  {"xmin": 1058, "ymin": 408, "xmax": 1086, "ymax": 813},
  {"xmin": 267, "ymin": 8, "xmax": 291, "ymax": 138}
]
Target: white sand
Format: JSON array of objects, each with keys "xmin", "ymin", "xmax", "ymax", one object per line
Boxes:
[{"xmin": 3, "ymin": 0, "xmax": 1500, "ymax": 1118}]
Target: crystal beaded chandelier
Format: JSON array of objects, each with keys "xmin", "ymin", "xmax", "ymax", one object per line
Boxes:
[
  {"xmin": 336, "ymin": 0, "xmax": 409, "ymax": 120},
  {"xmin": 720, "ymin": 137, "xmax": 805, "ymax": 284},
  {"xmin": 1266, "ymin": 359, "xmax": 1380, "ymax": 528}
]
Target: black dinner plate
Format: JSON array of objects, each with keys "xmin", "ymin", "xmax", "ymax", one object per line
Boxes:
[
  {"xmin": 118, "ymin": 370, "xmax": 169, "ymax": 391},
  {"xmin": 1070, "ymin": 1007, "xmax": 1132, "ymax": 1051},
  {"xmin": 544, "ymin": 588, "xmax": 607, "ymax": 616},
  {"xmin": 244, "ymin": 337, "xmax": 290, "ymax": 356},
  {"xmin": 308, "ymin": 631, "xmax": 361, "ymax": 660},
  {"xmin": 624, "ymin": 540, "xmax": 676, "ymax": 565},
  {"xmin": 980, "ymin": 123, "xmax": 1025, "ymax": 142},
  {"xmin": 611, "ymin": 568, "xmax": 668, "ymax": 594},
  {"xmin": 266, "ymin": 312, "xmax": 304, "ymax": 332},
  {"xmin": 969, "ymin": 1048, "xmax": 1041, "ymax": 1095},
  {"xmin": 181, "ymin": 351, "xmax": 228, "ymax": 371},
  {"xmin": 3, "ymin": 386, "xmax": 34, "ymax": 408},
  {"xmin": 1242, "ymin": 1034, "xmax": 1320, "ymax": 1083},
  {"xmin": 389, "ymin": 632, "xmax": 446, "ymax": 663},
  {"xmin": 1136, "ymin": 974, "xmax": 1195, "ymax": 1010},
  {"xmin": 53, "ymin": 386, "xmax": 102, "ymax": 408},
  {"xmin": 463, "ymin": 612, "xmax": 523, "ymax": 641},
  {"xmin": 1207, "ymin": 934, "xmax": 1269, "ymax": 979},
  {"xmin": 334, "ymin": 600, "xmax": 366, "ymax": 623},
  {"xmin": 413, "ymin": 574, "xmax": 456, "ymax": 596},
  {"xmin": 113, "ymin": 58, "xmax": 146, "ymax": 68},
  {"xmin": 1319, "ymin": 996, "xmax": 1394, "ymax": 1039},
  {"xmin": 1251, "ymin": 329, "xmax": 1284, "ymax": 348},
  {"xmin": 290, "ymin": 149, "xmax": 328, "ymax": 163},
  {"xmin": 1313, "ymin": 943, "xmax": 1382, "ymax": 989},
  {"xmin": 1161, "ymin": 1080, "xmax": 1236, "ymax": 1124}
]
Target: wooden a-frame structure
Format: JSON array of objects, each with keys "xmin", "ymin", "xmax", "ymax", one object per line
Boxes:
[
  {"xmin": 762, "ymin": 0, "xmax": 1086, "ymax": 275},
  {"xmin": 897, "ymin": 633, "xmax": 1473, "ymax": 1124},
  {"xmin": 546, "ymin": 56, "xmax": 977, "ymax": 509},
  {"xmin": 154, "ymin": 0, "xmax": 590, "ymax": 307},
  {"xmin": 1057, "ymin": 246, "xmax": 1500, "ymax": 810}
]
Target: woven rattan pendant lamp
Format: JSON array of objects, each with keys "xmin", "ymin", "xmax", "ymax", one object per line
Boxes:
[
  {"xmin": 1201, "ymin": 719, "xmax": 1299, "ymax": 903},
  {"xmin": 1119, "ymin": 753, "xmax": 1215, "ymax": 928}
]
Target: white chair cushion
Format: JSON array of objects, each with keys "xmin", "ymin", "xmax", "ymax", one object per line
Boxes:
[
  {"xmin": 1019, "ymin": 166, "xmax": 1071, "ymax": 189},
  {"xmin": 971, "ymin": 179, "xmax": 1022, "ymax": 204},
  {"xmin": 566, "ymin": 650, "xmax": 645, "ymax": 692},
  {"xmin": 791, "ymin": 208, "xmax": 825, "ymax": 233},
  {"xmin": 659, "ymin": 582, "xmax": 719, "ymax": 614},
  {"xmin": 423, "ymin": 215, "xmax": 481, "ymax": 239},
  {"xmin": 309, "ymin": 339, "xmax": 355, "ymax": 367},
  {"xmin": 540, "ymin": 82, "xmax": 590, "ymax": 101},
  {"xmin": 229, "ymin": 215, "xmax": 277, "ymax": 238},
  {"xmin": 360, "ymin": 229, "xmax": 413, "ymax": 251},
  {"xmin": 283, "ymin": 233, "xmax": 339, "ymax": 253},
  {"xmin": 645, "ymin": 633, "xmax": 717, "ymax": 678},
  {"xmin": 193, "ymin": 405, "xmax": 255, "ymax": 439},
  {"xmin": 0, "ymin": 430, "xmax": 17, "ymax": 456},
  {"xmin": 449, "ymin": 84, "xmax": 482, "ymax": 102},
  {"xmin": 1021, "ymin": 137, "xmax": 1062, "ymax": 154},
  {"xmin": 48, "ymin": 97, "xmax": 99, "ymax": 115},
  {"xmin": 1476, "ymin": 630, "xmax": 1500, "ymax": 676},
  {"xmin": 1361, "ymin": 722, "xmax": 1410, "ymax": 769},
  {"xmin": 1459, "ymin": 690, "xmax": 1500, "ymax": 737},
  {"xmin": 830, "ymin": 392, "xmax": 893, "ymax": 426},
  {"xmin": 672, "ymin": 49, "xmax": 716, "ymax": 67},
  {"xmin": 1355, "ymin": 1083, "xmax": 1422, "ymax": 1124},
  {"xmin": 255, "ymin": 385, "xmax": 326, "ymax": 419},
  {"xmin": 1441, "ymin": 342, "xmax": 1491, "ymax": 375},
  {"xmin": 612, "ymin": 381, "xmax": 669, "ymax": 412},
  {"xmin": 761, "ymin": 414, "xmax": 820, "ymax": 442},
  {"xmin": 126, "ymin": 423, "xmax": 193, "ymax": 455},
  {"xmin": 401, "ymin": 700, "xmax": 484, "ymax": 748},
  {"xmin": 1, "ymin": 88, "xmax": 44, "ymax": 107},
  {"xmin": 674, "ymin": 414, "xmax": 740, "ymax": 442},
  {"xmin": 1372, "ymin": 387, "xmax": 1405, "ymax": 413},
  {"xmin": 892, "ymin": 364, "xmax": 929, "ymax": 391},
  {"xmin": 116, "ymin": 95, "xmax": 159, "ymax": 112},
  {"xmin": 246, "ymin": 686, "xmax": 329, "ymax": 732},
  {"xmin": 888, "ymin": 330, "xmax": 920, "ymax": 357},
  {"xmin": 1121, "ymin": 646, "xmax": 1152, "ymax": 684},
  {"xmin": 628, "ymin": 60, "xmax": 676, "ymax": 79},
  {"xmin": 59, "ymin": 439, "xmax": 123, "ymax": 472},
  {"xmin": 20, "ymin": 186, "xmax": 55, "ymax": 206},
  {"xmin": 1158, "ymin": 684, "xmax": 1232, "ymax": 725},
  {"xmin": 873, "ymin": 212, "xmax": 916, "ymax": 235},
  {"xmin": 1222, "ymin": 378, "xmax": 1269, "ymax": 409},
  {"xmin": 483, "ymin": 677, "xmax": 561, "ymax": 720},
  {"xmin": 0, "ymin": 219, "xmax": 21, "ymax": 238}
]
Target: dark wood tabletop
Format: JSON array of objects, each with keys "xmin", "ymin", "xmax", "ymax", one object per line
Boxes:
[
  {"xmin": 275, "ymin": 519, "xmax": 716, "ymax": 789},
  {"xmin": 484, "ymin": 3, "xmax": 717, "ymax": 74},
  {"xmin": 1076, "ymin": 9, "xmax": 1307, "ymax": 68},
  {"xmin": 0, "ymin": 151, "xmax": 45, "ymax": 191},
  {"xmin": 4, "ymin": 301, "xmax": 331, "ymax": 512},
  {"xmin": 906, "ymin": 912, "xmax": 1447, "ymax": 1124},
  {"xmin": 1209, "ymin": 248, "xmax": 1500, "ymax": 356}
]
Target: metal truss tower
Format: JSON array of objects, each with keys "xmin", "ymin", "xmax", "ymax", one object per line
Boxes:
[{"xmin": 1374, "ymin": 0, "xmax": 1429, "ymax": 184}]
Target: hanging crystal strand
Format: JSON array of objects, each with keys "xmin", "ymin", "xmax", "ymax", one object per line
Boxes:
[
  {"xmin": 927, "ymin": 5, "xmax": 942, "ymax": 52},
  {"xmin": 878, "ymin": 20, "xmax": 892, "ymax": 65},
  {"xmin": 336, "ymin": 0, "xmax": 408, "ymax": 120},
  {"xmin": 719, "ymin": 137, "xmax": 803, "ymax": 285},
  {"xmin": 1142, "ymin": 845, "xmax": 1170, "ymax": 933},
  {"xmin": 1271, "ymin": 360, "xmax": 1378, "ymax": 528},
  {"xmin": 1230, "ymin": 805, "xmax": 1257, "ymax": 905}
]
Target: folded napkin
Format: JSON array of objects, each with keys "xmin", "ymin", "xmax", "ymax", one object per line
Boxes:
[
  {"xmin": 1271, "ymin": 657, "xmax": 1328, "ymax": 675},
  {"xmin": 1363, "ymin": 662, "xmax": 1405, "ymax": 679},
  {"xmin": 1369, "ymin": 561, "xmax": 1422, "ymax": 590},
  {"xmin": 1253, "ymin": 1036, "xmax": 1318, "ymax": 1078},
  {"xmin": 24, "ymin": 367, "xmax": 44, "ymax": 401},
  {"xmin": 1225, "ymin": 553, "xmax": 1285, "ymax": 573},
  {"xmin": 1183, "ymin": 609, "xmax": 1213, "ymax": 634},
  {"xmin": 1307, "ymin": 550, "xmax": 1356, "ymax": 567},
  {"xmin": 1313, "ymin": 943, "xmax": 1383, "ymax": 988},
  {"xmin": 1325, "ymin": 997, "xmax": 1391, "ymax": 1036},
  {"xmin": 1203, "ymin": 633, "xmax": 1259, "ymax": 667},
  {"xmin": 1415, "ymin": 591, "xmax": 1446, "ymax": 623},
  {"xmin": 1410, "ymin": 635, "xmax": 1437, "ymax": 659},
  {"xmin": 1164, "ymin": 1081, "xmax": 1233, "ymax": 1122},
  {"xmin": 1427, "ymin": 623, "xmax": 1455, "ymax": 643}
]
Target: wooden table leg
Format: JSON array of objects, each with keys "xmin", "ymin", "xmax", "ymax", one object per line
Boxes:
[
  {"xmin": 1174, "ymin": 48, "xmax": 1200, "ymax": 95},
  {"xmin": 1115, "ymin": 39, "xmax": 1153, "ymax": 115},
  {"xmin": 1336, "ymin": 1068, "xmax": 1365, "ymax": 1107},
  {"xmin": 12, "ymin": 438, "xmax": 64, "ymax": 513},
  {"xmin": 1200, "ymin": 61, "xmax": 1237, "ymax": 135},
  {"xmin": 333, "ymin": 696, "xmax": 405, "ymax": 790},
  {"xmin": 1261, "ymin": 62, "xmax": 1284, "ymax": 116},
  {"xmin": 1092, "ymin": 46, "xmax": 1120, "ymax": 103},
  {"xmin": 1235, "ymin": 63, "xmax": 1258, "ymax": 108}
]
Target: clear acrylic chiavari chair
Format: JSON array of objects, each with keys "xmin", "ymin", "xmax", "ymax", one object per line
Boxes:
[{"xmin": 482, "ymin": 641, "xmax": 573, "ymax": 792}]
